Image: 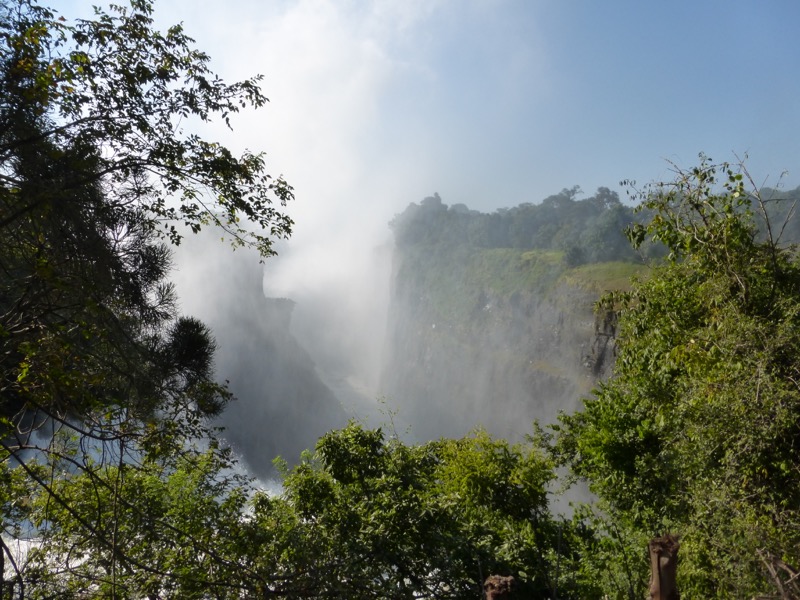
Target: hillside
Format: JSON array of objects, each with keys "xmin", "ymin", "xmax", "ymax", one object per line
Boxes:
[{"xmin": 380, "ymin": 192, "xmax": 648, "ymax": 441}]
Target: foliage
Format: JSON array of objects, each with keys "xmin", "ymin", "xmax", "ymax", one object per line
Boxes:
[
  {"xmin": 22, "ymin": 447, "xmax": 253, "ymax": 599},
  {"xmin": 9, "ymin": 420, "xmax": 616, "ymax": 599},
  {"xmin": 0, "ymin": 0, "xmax": 293, "ymax": 256},
  {"xmin": 552, "ymin": 157, "xmax": 800, "ymax": 598},
  {"xmin": 0, "ymin": 0, "xmax": 292, "ymax": 594},
  {"xmin": 245, "ymin": 422, "xmax": 574, "ymax": 599},
  {"xmin": 390, "ymin": 187, "xmax": 650, "ymax": 264}
]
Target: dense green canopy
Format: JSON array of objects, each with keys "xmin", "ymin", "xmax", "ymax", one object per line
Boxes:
[{"xmin": 554, "ymin": 158, "xmax": 800, "ymax": 598}]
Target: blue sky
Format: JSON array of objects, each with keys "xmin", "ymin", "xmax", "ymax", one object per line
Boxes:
[
  {"xmin": 58, "ymin": 0, "xmax": 800, "ymax": 310},
  {"xmin": 61, "ymin": 0, "xmax": 800, "ymax": 217}
]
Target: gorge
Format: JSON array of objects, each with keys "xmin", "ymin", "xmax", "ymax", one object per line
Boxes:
[{"xmin": 174, "ymin": 188, "xmax": 649, "ymax": 479}]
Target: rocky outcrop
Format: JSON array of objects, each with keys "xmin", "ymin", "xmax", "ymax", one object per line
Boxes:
[
  {"xmin": 172, "ymin": 237, "xmax": 349, "ymax": 478},
  {"xmin": 214, "ymin": 289, "xmax": 348, "ymax": 478}
]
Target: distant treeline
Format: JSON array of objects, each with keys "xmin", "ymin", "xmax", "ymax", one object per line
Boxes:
[
  {"xmin": 391, "ymin": 187, "xmax": 652, "ymax": 265},
  {"xmin": 391, "ymin": 183, "xmax": 800, "ymax": 265}
]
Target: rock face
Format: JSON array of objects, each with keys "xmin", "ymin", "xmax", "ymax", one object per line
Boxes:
[
  {"xmin": 171, "ymin": 236, "xmax": 349, "ymax": 479},
  {"xmin": 380, "ymin": 244, "xmax": 616, "ymax": 442},
  {"xmin": 214, "ymin": 286, "xmax": 349, "ymax": 478}
]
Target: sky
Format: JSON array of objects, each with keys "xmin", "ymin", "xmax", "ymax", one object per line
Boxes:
[
  {"xmin": 62, "ymin": 0, "xmax": 800, "ymax": 234},
  {"xmin": 49, "ymin": 0, "xmax": 800, "ymax": 458}
]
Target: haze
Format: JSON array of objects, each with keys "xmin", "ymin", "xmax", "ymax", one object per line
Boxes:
[{"xmin": 59, "ymin": 0, "xmax": 800, "ymax": 473}]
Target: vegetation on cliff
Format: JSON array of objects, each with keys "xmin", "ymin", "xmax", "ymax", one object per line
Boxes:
[
  {"xmin": 389, "ymin": 187, "xmax": 659, "ymax": 265},
  {"xmin": 382, "ymin": 191, "xmax": 648, "ymax": 441}
]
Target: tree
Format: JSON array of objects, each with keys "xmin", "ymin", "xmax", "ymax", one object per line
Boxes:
[
  {"xmin": 22, "ymin": 448, "xmax": 254, "ymax": 599},
  {"xmin": 241, "ymin": 422, "xmax": 572, "ymax": 599},
  {"xmin": 0, "ymin": 0, "xmax": 293, "ymax": 255},
  {"xmin": 16, "ymin": 420, "xmax": 599, "ymax": 599},
  {"xmin": 0, "ymin": 0, "xmax": 292, "ymax": 594},
  {"xmin": 553, "ymin": 157, "xmax": 800, "ymax": 598}
]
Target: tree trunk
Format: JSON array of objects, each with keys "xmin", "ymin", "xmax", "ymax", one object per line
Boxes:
[
  {"xmin": 484, "ymin": 575, "xmax": 516, "ymax": 599},
  {"xmin": 649, "ymin": 534, "xmax": 679, "ymax": 600}
]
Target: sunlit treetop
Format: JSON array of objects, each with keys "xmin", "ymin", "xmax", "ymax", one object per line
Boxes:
[{"xmin": 0, "ymin": 0, "xmax": 293, "ymax": 257}]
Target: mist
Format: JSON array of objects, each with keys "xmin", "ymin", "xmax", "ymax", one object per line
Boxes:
[
  {"xmin": 170, "ymin": 225, "xmax": 397, "ymax": 477},
  {"xmin": 108, "ymin": 0, "xmax": 800, "ymax": 472}
]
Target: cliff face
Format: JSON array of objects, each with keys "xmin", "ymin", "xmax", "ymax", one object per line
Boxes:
[
  {"xmin": 173, "ymin": 197, "xmax": 640, "ymax": 468},
  {"xmin": 380, "ymin": 243, "xmax": 625, "ymax": 441},
  {"xmin": 215, "ymin": 290, "xmax": 349, "ymax": 477},
  {"xmin": 171, "ymin": 235, "xmax": 349, "ymax": 478}
]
